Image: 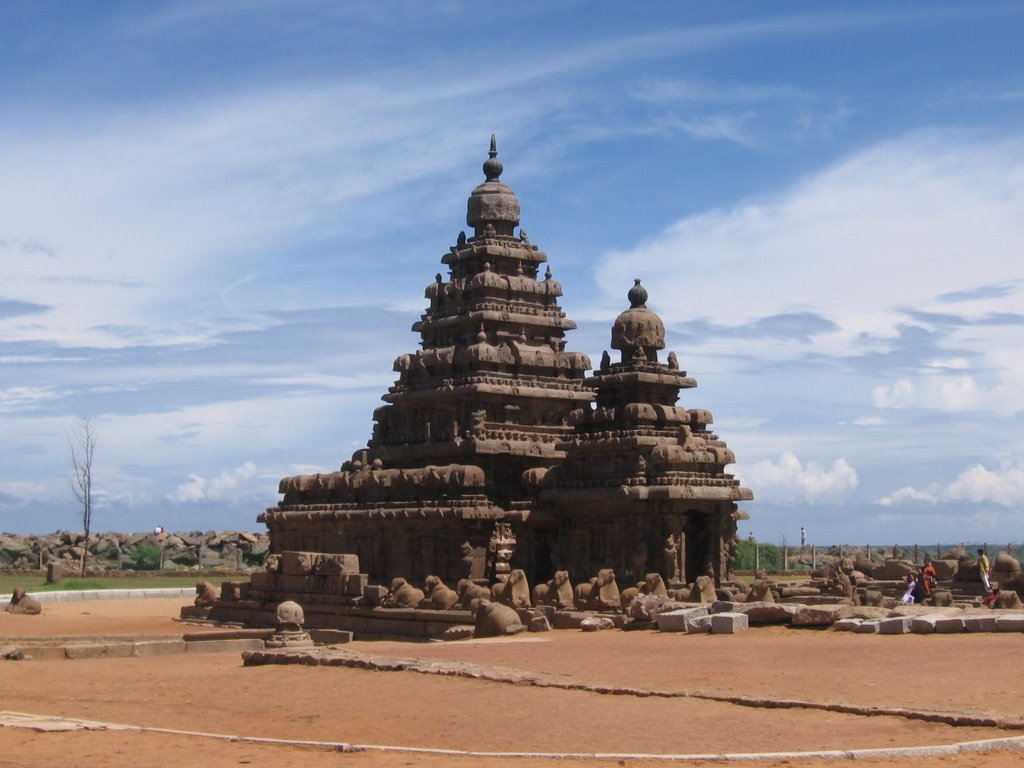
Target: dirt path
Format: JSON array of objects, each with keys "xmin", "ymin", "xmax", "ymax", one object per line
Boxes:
[{"xmin": 2, "ymin": 600, "xmax": 1023, "ymax": 767}]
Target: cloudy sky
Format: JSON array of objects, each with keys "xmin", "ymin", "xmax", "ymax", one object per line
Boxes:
[{"xmin": 2, "ymin": 2, "xmax": 1023, "ymax": 545}]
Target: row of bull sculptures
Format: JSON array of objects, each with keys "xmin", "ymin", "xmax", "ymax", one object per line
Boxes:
[{"xmin": 380, "ymin": 568, "xmax": 723, "ymax": 613}]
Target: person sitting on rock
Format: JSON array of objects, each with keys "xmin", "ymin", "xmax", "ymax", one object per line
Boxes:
[{"xmin": 981, "ymin": 587, "xmax": 1001, "ymax": 608}]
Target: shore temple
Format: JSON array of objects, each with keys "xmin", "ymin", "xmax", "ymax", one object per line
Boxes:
[{"xmin": 261, "ymin": 137, "xmax": 752, "ymax": 590}]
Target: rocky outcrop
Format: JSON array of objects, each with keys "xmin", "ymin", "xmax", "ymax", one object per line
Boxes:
[{"xmin": 0, "ymin": 530, "xmax": 269, "ymax": 572}]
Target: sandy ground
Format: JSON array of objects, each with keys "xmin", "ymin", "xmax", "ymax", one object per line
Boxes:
[{"xmin": 1, "ymin": 598, "xmax": 1023, "ymax": 768}]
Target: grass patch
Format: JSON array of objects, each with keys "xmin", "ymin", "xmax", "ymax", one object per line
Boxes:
[{"xmin": 0, "ymin": 573, "xmax": 243, "ymax": 594}]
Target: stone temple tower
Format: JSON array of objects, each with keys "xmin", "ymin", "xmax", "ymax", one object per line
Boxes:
[
  {"xmin": 541, "ymin": 279, "xmax": 752, "ymax": 586},
  {"xmin": 262, "ymin": 137, "xmax": 751, "ymax": 591}
]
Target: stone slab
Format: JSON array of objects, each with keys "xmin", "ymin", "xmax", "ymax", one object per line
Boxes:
[
  {"xmin": 656, "ymin": 606, "xmax": 708, "ymax": 633},
  {"xmin": 878, "ymin": 616, "xmax": 912, "ymax": 635},
  {"xmin": 711, "ymin": 612, "xmax": 749, "ymax": 634},
  {"xmin": 996, "ymin": 614, "xmax": 1024, "ymax": 632},
  {"xmin": 911, "ymin": 616, "xmax": 939, "ymax": 634},
  {"xmin": 934, "ymin": 616, "xmax": 966, "ymax": 634},
  {"xmin": 833, "ymin": 618, "xmax": 862, "ymax": 632},
  {"xmin": 133, "ymin": 640, "xmax": 187, "ymax": 657},
  {"xmin": 308, "ymin": 629, "xmax": 352, "ymax": 645},
  {"xmin": 963, "ymin": 615, "xmax": 999, "ymax": 632},
  {"xmin": 792, "ymin": 604, "xmax": 843, "ymax": 627},
  {"xmin": 852, "ymin": 620, "xmax": 879, "ymax": 634},
  {"xmin": 734, "ymin": 602, "xmax": 797, "ymax": 624},
  {"xmin": 185, "ymin": 638, "xmax": 265, "ymax": 654}
]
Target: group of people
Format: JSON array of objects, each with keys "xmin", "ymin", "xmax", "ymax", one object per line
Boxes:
[
  {"xmin": 900, "ymin": 557, "xmax": 938, "ymax": 604},
  {"xmin": 901, "ymin": 548, "xmax": 995, "ymax": 605}
]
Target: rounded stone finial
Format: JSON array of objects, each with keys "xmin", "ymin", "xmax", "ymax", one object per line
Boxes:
[
  {"xmin": 467, "ymin": 136, "xmax": 520, "ymax": 236},
  {"xmin": 628, "ymin": 278, "xmax": 648, "ymax": 308},
  {"xmin": 483, "ymin": 134, "xmax": 503, "ymax": 181},
  {"xmin": 611, "ymin": 279, "xmax": 665, "ymax": 359}
]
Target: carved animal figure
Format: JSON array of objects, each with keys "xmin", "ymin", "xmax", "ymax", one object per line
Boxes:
[
  {"xmin": 472, "ymin": 599, "xmax": 526, "ymax": 638},
  {"xmin": 422, "ymin": 575, "xmax": 459, "ymax": 610},
  {"xmin": 644, "ymin": 572, "xmax": 669, "ymax": 597},
  {"xmin": 491, "ymin": 568, "xmax": 531, "ymax": 608},
  {"xmin": 618, "ymin": 582, "xmax": 646, "ymax": 612},
  {"xmin": 5, "ymin": 588, "xmax": 41, "ymax": 615},
  {"xmin": 745, "ymin": 580, "xmax": 775, "ymax": 604},
  {"xmin": 194, "ymin": 580, "xmax": 220, "ymax": 607},
  {"xmin": 583, "ymin": 568, "xmax": 619, "ymax": 610},
  {"xmin": 456, "ymin": 579, "xmax": 491, "ymax": 609},
  {"xmin": 386, "ymin": 578, "xmax": 425, "ymax": 609},
  {"xmin": 532, "ymin": 570, "xmax": 574, "ymax": 609},
  {"xmin": 691, "ymin": 575, "xmax": 717, "ymax": 604},
  {"xmin": 929, "ymin": 589, "xmax": 952, "ymax": 607},
  {"xmin": 997, "ymin": 590, "xmax": 1023, "ymax": 609},
  {"xmin": 573, "ymin": 577, "xmax": 598, "ymax": 609}
]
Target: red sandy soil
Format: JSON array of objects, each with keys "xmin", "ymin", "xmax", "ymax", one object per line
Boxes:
[{"xmin": 1, "ymin": 598, "xmax": 1023, "ymax": 768}]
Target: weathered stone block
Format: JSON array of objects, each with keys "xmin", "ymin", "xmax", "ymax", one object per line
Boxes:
[
  {"xmin": 248, "ymin": 572, "xmax": 270, "ymax": 589},
  {"xmin": 280, "ymin": 551, "xmax": 317, "ymax": 575},
  {"xmin": 852, "ymin": 620, "xmax": 879, "ymax": 634},
  {"xmin": 342, "ymin": 574, "xmax": 368, "ymax": 595},
  {"xmin": 792, "ymin": 605, "xmax": 843, "ymax": 627},
  {"xmin": 878, "ymin": 616, "xmax": 912, "ymax": 635},
  {"xmin": 833, "ymin": 618, "xmax": 862, "ymax": 632},
  {"xmin": 686, "ymin": 614, "xmax": 714, "ymax": 633},
  {"xmin": 308, "ymin": 629, "xmax": 352, "ymax": 645},
  {"xmin": 964, "ymin": 614, "xmax": 999, "ymax": 632},
  {"xmin": 441, "ymin": 625, "xmax": 474, "ymax": 641},
  {"xmin": 362, "ymin": 584, "xmax": 389, "ymax": 607},
  {"xmin": 133, "ymin": 640, "xmax": 187, "ymax": 657},
  {"xmin": 996, "ymin": 614, "xmax": 1024, "ymax": 632},
  {"xmin": 656, "ymin": 606, "xmax": 708, "ymax": 632},
  {"xmin": 552, "ymin": 611, "xmax": 586, "ymax": 630},
  {"xmin": 711, "ymin": 612, "xmax": 748, "ymax": 634},
  {"xmin": 64, "ymin": 644, "xmax": 110, "ymax": 660},
  {"xmin": 580, "ymin": 616, "xmax": 615, "ymax": 632},
  {"xmin": 911, "ymin": 616, "xmax": 939, "ymax": 634},
  {"xmin": 934, "ymin": 616, "xmax": 965, "ymax": 634},
  {"xmin": 528, "ymin": 614, "xmax": 551, "ymax": 632},
  {"xmin": 736, "ymin": 602, "xmax": 797, "ymax": 624}
]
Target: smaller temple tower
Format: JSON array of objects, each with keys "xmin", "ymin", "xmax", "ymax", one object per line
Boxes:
[{"xmin": 541, "ymin": 280, "xmax": 752, "ymax": 586}]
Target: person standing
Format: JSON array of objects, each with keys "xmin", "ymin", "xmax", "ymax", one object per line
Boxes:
[
  {"xmin": 800, "ymin": 527, "xmax": 807, "ymax": 546},
  {"xmin": 977, "ymin": 548, "xmax": 991, "ymax": 590}
]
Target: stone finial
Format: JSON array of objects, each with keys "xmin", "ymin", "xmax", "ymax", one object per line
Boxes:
[
  {"xmin": 628, "ymin": 278, "xmax": 648, "ymax": 308},
  {"xmin": 483, "ymin": 134, "xmax": 502, "ymax": 181}
]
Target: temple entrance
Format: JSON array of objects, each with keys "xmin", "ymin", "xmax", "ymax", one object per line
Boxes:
[{"xmin": 683, "ymin": 512, "xmax": 710, "ymax": 585}]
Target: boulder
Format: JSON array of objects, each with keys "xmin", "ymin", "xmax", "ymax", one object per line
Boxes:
[
  {"xmin": 580, "ymin": 616, "xmax": 615, "ymax": 632},
  {"xmin": 473, "ymin": 600, "xmax": 526, "ymax": 638},
  {"xmin": 875, "ymin": 559, "xmax": 915, "ymax": 580},
  {"xmin": 792, "ymin": 605, "xmax": 843, "ymax": 627}
]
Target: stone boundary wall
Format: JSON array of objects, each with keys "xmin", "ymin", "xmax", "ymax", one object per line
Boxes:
[{"xmin": 0, "ymin": 587, "xmax": 194, "ymax": 604}]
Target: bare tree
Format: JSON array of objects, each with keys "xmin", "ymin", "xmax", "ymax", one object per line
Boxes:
[{"xmin": 67, "ymin": 417, "xmax": 98, "ymax": 578}]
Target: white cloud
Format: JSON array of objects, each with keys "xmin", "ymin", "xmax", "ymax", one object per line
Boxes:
[
  {"xmin": 169, "ymin": 461, "xmax": 258, "ymax": 503},
  {"xmin": 0, "ymin": 387, "xmax": 61, "ymax": 412},
  {"xmin": 878, "ymin": 461, "xmax": 1024, "ymax": 507},
  {"xmin": 594, "ymin": 134, "xmax": 1024, "ymax": 418},
  {"xmin": 851, "ymin": 416, "xmax": 886, "ymax": 426},
  {"xmin": 741, "ymin": 450, "xmax": 858, "ymax": 504}
]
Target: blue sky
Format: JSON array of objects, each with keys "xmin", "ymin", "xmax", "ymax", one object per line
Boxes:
[{"xmin": 2, "ymin": 2, "xmax": 1024, "ymax": 545}]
